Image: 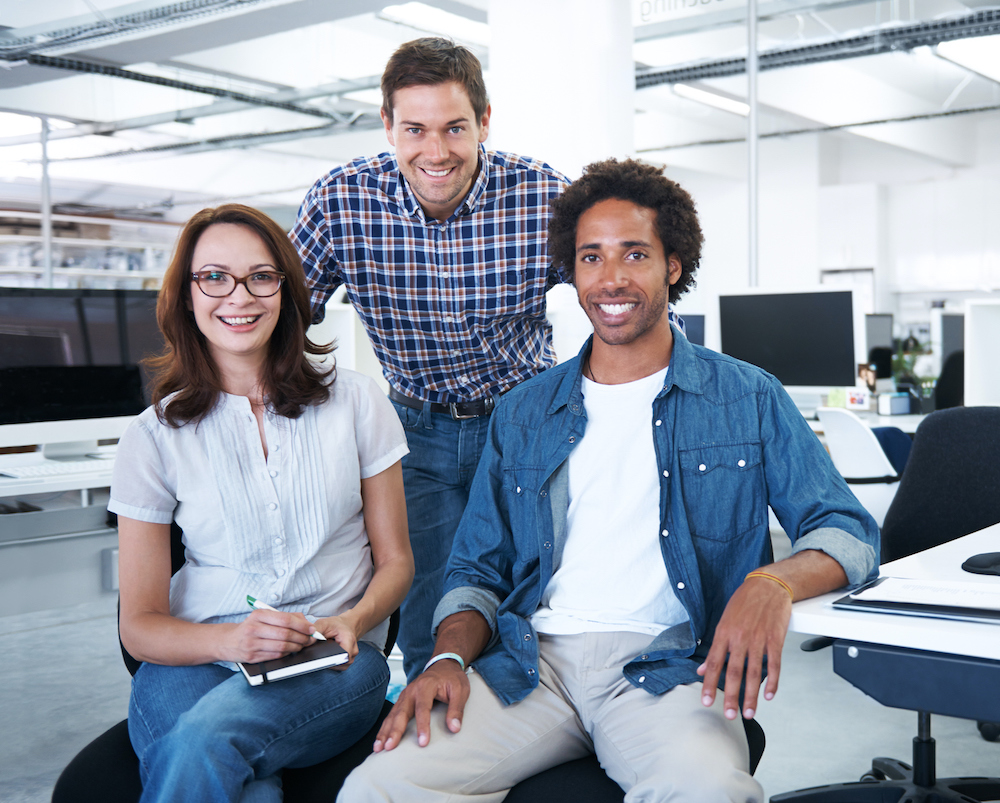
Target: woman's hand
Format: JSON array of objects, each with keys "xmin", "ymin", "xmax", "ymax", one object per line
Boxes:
[
  {"xmin": 313, "ymin": 615, "xmax": 361, "ymax": 668},
  {"xmin": 223, "ymin": 608, "xmax": 319, "ymax": 664}
]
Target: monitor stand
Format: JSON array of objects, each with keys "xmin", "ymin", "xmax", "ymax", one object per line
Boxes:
[{"xmin": 786, "ymin": 389, "xmax": 824, "ymax": 420}]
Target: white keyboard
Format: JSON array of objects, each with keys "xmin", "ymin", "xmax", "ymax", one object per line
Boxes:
[{"xmin": 0, "ymin": 459, "xmax": 112, "ymax": 479}]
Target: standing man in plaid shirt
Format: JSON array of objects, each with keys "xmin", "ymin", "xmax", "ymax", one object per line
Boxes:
[{"xmin": 290, "ymin": 38, "xmax": 571, "ymax": 681}]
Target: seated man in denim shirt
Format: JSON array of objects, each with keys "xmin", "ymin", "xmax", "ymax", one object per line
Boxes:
[{"xmin": 341, "ymin": 158, "xmax": 880, "ymax": 802}]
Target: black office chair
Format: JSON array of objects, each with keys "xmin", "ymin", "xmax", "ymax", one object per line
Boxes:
[
  {"xmin": 53, "ymin": 521, "xmax": 765, "ymax": 802},
  {"xmin": 934, "ymin": 349, "xmax": 964, "ymax": 410},
  {"xmin": 773, "ymin": 407, "xmax": 1000, "ymax": 803}
]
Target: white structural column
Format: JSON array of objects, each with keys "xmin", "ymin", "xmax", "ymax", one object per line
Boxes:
[
  {"xmin": 40, "ymin": 117, "xmax": 53, "ymax": 288},
  {"xmin": 747, "ymin": 0, "xmax": 759, "ymax": 287},
  {"xmin": 487, "ymin": 0, "xmax": 634, "ymax": 180}
]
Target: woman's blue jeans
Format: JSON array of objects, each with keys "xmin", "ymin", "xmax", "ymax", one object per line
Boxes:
[
  {"xmin": 390, "ymin": 400, "xmax": 491, "ymax": 681},
  {"xmin": 128, "ymin": 642, "xmax": 389, "ymax": 803}
]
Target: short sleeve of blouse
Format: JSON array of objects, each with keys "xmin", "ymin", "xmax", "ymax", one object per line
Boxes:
[
  {"xmin": 349, "ymin": 374, "xmax": 408, "ymax": 479},
  {"xmin": 107, "ymin": 414, "xmax": 177, "ymax": 525}
]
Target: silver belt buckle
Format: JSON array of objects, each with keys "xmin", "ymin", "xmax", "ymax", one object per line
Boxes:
[{"xmin": 448, "ymin": 396, "xmax": 494, "ymax": 420}]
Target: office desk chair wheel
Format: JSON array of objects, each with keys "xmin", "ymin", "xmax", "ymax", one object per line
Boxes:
[
  {"xmin": 771, "ymin": 711, "xmax": 1000, "ymax": 803},
  {"xmin": 858, "ymin": 756, "xmax": 910, "ymax": 783}
]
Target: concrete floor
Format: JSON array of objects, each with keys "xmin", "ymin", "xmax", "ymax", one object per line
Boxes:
[{"xmin": 2, "ymin": 593, "xmax": 998, "ymax": 802}]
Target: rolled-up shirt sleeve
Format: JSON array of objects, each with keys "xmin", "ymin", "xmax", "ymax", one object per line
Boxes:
[{"xmin": 792, "ymin": 526, "xmax": 878, "ymax": 587}]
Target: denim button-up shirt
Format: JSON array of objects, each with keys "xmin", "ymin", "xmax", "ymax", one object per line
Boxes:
[{"xmin": 433, "ymin": 331, "xmax": 879, "ymax": 705}]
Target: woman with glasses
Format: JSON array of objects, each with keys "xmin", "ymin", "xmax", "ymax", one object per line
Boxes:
[{"xmin": 109, "ymin": 204, "xmax": 413, "ymax": 802}]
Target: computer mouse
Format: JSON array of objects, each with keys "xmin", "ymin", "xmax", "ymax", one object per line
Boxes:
[{"xmin": 961, "ymin": 552, "xmax": 1000, "ymax": 576}]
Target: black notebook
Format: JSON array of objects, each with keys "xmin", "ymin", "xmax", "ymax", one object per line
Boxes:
[
  {"xmin": 832, "ymin": 576, "xmax": 1000, "ymax": 625},
  {"xmin": 237, "ymin": 639, "xmax": 349, "ymax": 686}
]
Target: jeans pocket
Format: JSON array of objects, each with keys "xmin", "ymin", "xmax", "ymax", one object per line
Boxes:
[{"xmin": 391, "ymin": 399, "xmax": 422, "ymax": 430}]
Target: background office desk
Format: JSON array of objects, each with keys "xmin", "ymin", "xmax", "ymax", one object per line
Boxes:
[
  {"xmin": 774, "ymin": 523, "xmax": 1000, "ymax": 802},
  {"xmin": 807, "ymin": 411, "xmax": 927, "ymax": 435}
]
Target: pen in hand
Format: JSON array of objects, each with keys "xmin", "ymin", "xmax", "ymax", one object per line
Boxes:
[{"xmin": 246, "ymin": 595, "xmax": 327, "ymax": 641}]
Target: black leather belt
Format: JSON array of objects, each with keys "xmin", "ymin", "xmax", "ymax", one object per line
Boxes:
[{"xmin": 389, "ymin": 387, "xmax": 498, "ymax": 420}]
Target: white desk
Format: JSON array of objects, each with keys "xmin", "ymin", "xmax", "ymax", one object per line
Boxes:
[
  {"xmin": 0, "ymin": 452, "xmax": 115, "ymax": 499},
  {"xmin": 807, "ymin": 412, "xmax": 927, "ymax": 436},
  {"xmin": 774, "ymin": 524, "xmax": 1000, "ymax": 802},
  {"xmin": 790, "ymin": 521, "xmax": 1000, "ymax": 661}
]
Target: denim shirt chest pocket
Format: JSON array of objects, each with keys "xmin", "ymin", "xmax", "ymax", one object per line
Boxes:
[{"xmin": 678, "ymin": 442, "xmax": 764, "ymax": 542}]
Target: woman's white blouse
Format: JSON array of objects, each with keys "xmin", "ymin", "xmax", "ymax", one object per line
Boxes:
[{"xmin": 109, "ymin": 369, "xmax": 408, "ymax": 649}]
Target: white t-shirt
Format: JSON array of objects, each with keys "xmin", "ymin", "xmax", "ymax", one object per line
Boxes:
[
  {"xmin": 109, "ymin": 369, "xmax": 408, "ymax": 648},
  {"xmin": 531, "ymin": 365, "xmax": 688, "ymax": 636}
]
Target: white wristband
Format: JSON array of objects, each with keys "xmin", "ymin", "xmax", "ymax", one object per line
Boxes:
[{"xmin": 423, "ymin": 652, "xmax": 466, "ymax": 673}]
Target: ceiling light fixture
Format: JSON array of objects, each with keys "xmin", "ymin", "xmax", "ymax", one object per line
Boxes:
[
  {"xmin": 379, "ymin": 3, "xmax": 490, "ymax": 47},
  {"xmin": 672, "ymin": 84, "xmax": 749, "ymax": 116},
  {"xmin": 936, "ymin": 34, "xmax": 1000, "ymax": 83}
]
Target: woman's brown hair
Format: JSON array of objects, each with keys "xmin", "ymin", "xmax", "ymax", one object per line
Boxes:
[{"xmin": 146, "ymin": 204, "xmax": 334, "ymax": 426}]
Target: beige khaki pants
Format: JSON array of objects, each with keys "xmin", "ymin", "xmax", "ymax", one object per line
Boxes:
[{"xmin": 339, "ymin": 630, "xmax": 764, "ymax": 802}]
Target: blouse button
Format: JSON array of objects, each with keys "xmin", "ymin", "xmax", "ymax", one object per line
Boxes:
[
  {"xmin": 540, "ymin": 489, "xmax": 548, "ymax": 498},
  {"xmin": 661, "ymin": 529, "xmax": 669, "ymax": 537},
  {"xmin": 268, "ymin": 502, "xmax": 277, "ymax": 511},
  {"xmin": 274, "ymin": 536, "xmax": 283, "ymax": 545},
  {"xmin": 738, "ymin": 459, "xmax": 746, "ymax": 468},
  {"xmin": 642, "ymin": 654, "xmax": 649, "ymax": 660},
  {"xmin": 527, "ymin": 668, "xmax": 536, "ymax": 676},
  {"xmin": 524, "ymin": 633, "xmax": 532, "ymax": 641},
  {"xmin": 655, "ymin": 420, "xmax": 662, "ymax": 426},
  {"xmin": 269, "ymin": 470, "xmax": 278, "ymax": 478},
  {"xmin": 638, "ymin": 675, "xmax": 646, "ymax": 683},
  {"xmin": 543, "ymin": 541, "xmax": 552, "ymax": 550},
  {"xmin": 677, "ymin": 582, "xmax": 686, "ymax": 590},
  {"xmin": 699, "ymin": 464, "xmax": 707, "ymax": 472},
  {"xmin": 663, "ymin": 470, "xmax": 669, "ymax": 478},
  {"xmin": 568, "ymin": 436, "xmax": 576, "ymax": 443},
  {"xmin": 516, "ymin": 486, "xmax": 522, "ymax": 494}
]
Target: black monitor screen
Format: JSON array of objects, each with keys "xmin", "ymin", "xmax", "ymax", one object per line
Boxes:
[
  {"xmin": 719, "ymin": 291, "xmax": 856, "ymax": 387},
  {"xmin": 681, "ymin": 314, "xmax": 705, "ymax": 346},
  {"xmin": 0, "ymin": 288, "xmax": 162, "ymax": 425}
]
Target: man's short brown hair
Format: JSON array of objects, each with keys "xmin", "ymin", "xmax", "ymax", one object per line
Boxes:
[{"xmin": 381, "ymin": 37, "xmax": 488, "ymax": 124}]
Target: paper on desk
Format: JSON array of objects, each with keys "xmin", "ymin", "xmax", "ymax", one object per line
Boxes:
[{"xmin": 853, "ymin": 578, "xmax": 1000, "ymax": 611}]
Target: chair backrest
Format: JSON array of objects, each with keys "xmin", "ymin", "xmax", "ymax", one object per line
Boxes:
[
  {"xmin": 881, "ymin": 406, "xmax": 1000, "ymax": 563},
  {"xmin": 817, "ymin": 407, "xmax": 900, "ymax": 528},
  {"xmin": 816, "ymin": 407, "xmax": 897, "ymax": 481}
]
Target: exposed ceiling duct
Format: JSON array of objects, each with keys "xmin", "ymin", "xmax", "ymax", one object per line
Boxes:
[
  {"xmin": 21, "ymin": 53, "xmax": 339, "ymax": 120},
  {"xmin": 0, "ymin": 0, "xmax": 286, "ymax": 60},
  {"xmin": 636, "ymin": 8, "xmax": 1000, "ymax": 86}
]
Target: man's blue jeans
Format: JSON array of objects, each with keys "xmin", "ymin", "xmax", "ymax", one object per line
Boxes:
[
  {"xmin": 128, "ymin": 642, "xmax": 389, "ymax": 802},
  {"xmin": 391, "ymin": 400, "xmax": 491, "ymax": 681}
]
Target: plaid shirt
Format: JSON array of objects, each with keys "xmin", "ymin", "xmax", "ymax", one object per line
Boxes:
[{"xmin": 291, "ymin": 147, "xmax": 570, "ymax": 404}]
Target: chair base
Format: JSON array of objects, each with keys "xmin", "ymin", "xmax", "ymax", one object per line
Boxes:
[{"xmin": 771, "ymin": 756, "xmax": 1000, "ymax": 802}]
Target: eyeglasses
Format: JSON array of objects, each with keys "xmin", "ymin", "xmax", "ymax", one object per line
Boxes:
[{"xmin": 191, "ymin": 269, "xmax": 285, "ymax": 298}]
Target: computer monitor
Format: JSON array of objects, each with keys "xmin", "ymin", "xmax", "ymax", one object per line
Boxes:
[
  {"xmin": 941, "ymin": 314, "xmax": 964, "ymax": 367},
  {"xmin": 680, "ymin": 314, "xmax": 705, "ymax": 346},
  {"xmin": 865, "ymin": 313, "xmax": 893, "ymax": 353},
  {"xmin": 0, "ymin": 287, "xmax": 162, "ymax": 454},
  {"xmin": 718, "ymin": 288, "xmax": 865, "ymax": 415}
]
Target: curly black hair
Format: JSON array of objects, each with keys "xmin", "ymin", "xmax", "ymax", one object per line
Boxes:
[{"xmin": 548, "ymin": 158, "xmax": 702, "ymax": 304}]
